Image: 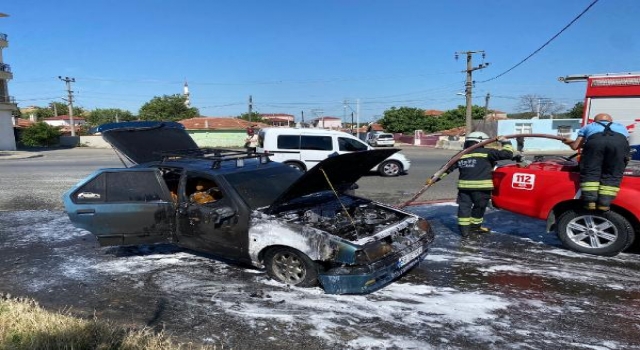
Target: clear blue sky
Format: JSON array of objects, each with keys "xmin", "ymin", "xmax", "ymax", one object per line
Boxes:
[{"xmin": 2, "ymin": 0, "xmax": 638, "ymax": 122}]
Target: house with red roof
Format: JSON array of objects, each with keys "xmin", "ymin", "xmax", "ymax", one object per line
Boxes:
[
  {"xmin": 43, "ymin": 115, "xmax": 86, "ymax": 135},
  {"xmin": 179, "ymin": 117, "xmax": 269, "ymax": 148}
]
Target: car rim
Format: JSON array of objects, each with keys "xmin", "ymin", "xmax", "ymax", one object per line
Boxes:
[
  {"xmin": 271, "ymin": 251, "xmax": 306, "ymax": 284},
  {"xmin": 383, "ymin": 162, "xmax": 399, "ymax": 175},
  {"xmin": 566, "ymin": 214, "xmax": 618, "ymax": 249}
]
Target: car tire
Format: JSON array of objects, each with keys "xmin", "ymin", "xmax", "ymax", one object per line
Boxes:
[
  {"xmin": 556, "ymin": 209, "xmax": 635, "ymax": 256},
  {"xmin": 264, "ymin": 247, "xmax": 319, "ymax": 287},
  {"xmin": 284, "ymin": 161, "xmax": 305, "ymax": 172},
  {"xmin": 378, "ymin": 160, "xmax": 402, "ymax": 177}
]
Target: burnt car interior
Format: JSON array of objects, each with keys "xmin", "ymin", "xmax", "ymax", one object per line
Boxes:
[{"xmin": 186, "ymin": 177, "xmax": 223, "ymax": 205}]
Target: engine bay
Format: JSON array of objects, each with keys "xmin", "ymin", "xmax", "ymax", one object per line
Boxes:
[{"xmin": 277, "ymin": 198, "xmax": 405, "ymax": 241}]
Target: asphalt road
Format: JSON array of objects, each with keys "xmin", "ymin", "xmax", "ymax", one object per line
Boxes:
[{"xmin": 2, "ymin": 147, "xmax": 640, "ymax": 349}]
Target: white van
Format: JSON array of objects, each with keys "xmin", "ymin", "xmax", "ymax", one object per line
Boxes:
[{"xmin": 256, "ymin": 128, "xmax": 410, "ymax": 176}]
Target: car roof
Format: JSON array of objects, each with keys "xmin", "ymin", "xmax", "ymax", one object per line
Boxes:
[{"xmin": 260, "ymin": 127, "xmax": 353, "ymax": 137}]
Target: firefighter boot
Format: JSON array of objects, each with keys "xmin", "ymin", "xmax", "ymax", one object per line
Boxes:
[
  {"xmin": 470, "ymin": 224, "xmax": 492, "ymax": 234},
  {"xmin": 458, "ymin": 225, "xmax": 470, "ymax": 238}
]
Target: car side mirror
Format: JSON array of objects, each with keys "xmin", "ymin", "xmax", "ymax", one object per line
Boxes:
[{"xmin": 213, "ymin": 206, "xmax": 235, "ymax": 224}]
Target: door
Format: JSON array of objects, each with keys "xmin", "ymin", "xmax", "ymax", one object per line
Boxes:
[
  {"xmin": 175, "ymin": 174, "xmax": 249, "ymax": 259},
  {"xmin": 65, "ymin": 169, "xmax": 175, "ymax": 246}
]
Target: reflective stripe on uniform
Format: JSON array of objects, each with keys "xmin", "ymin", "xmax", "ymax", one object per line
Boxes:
[
  {"xmin": 470, "ymin": 217, "xmax": 483, "ymax": 225},
  {"xmin": 598, "ymin": 185, "xmax": 620, "ymax": 196},
  {"xmin": 460, "ymin": 153, "xmax": 489, "ymax": 159},
  {"xmin": 580, "ymin": 181, "xmax": 600, "ymax": 192},
  {"xmin": 458, "ymin": 179, "xmax": 494, "ymax": 189},
  {"xmin": 458, "ymin": 217, "xmax": 471, "ymax": 226}
]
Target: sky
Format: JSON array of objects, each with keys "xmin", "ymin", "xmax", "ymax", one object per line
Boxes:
[{"xmin": 1, "ymin": 0, "xmax": 639, "ymax": 123}]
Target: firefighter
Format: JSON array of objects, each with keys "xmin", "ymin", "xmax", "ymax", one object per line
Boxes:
[
  {"xmin": 563, "ymin": 113, "xmax": 630, "ymax": 211},
  {"xmin": 427, "ymin": 131, "xmax": 514, "ymax": 237}
]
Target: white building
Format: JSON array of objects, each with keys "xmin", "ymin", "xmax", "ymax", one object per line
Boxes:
[
  {"xmin": 310, "ymin": 116, "xmax": 342, "ymax": 129},
  {"xmin": 0, "ymin": 13, "xmax": 17, "ymax": 151},
  {"xmin": 43, "ymin": 115, "xmax": 86, "ymax": 133}
]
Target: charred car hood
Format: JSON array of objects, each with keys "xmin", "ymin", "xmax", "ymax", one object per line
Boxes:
[
  {"xmin": 267, "ymin": 148, "xmax": 399, "ymax": 213},
  {"xmin": 95, "ymin": 121, "xmax": 198, "ymax": 164}
]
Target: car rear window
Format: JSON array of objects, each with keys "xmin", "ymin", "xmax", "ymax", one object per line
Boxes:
[
  {"xmin": 377, "ymin": 134, "xmax": 393, "ymax": 139},
  {"xmin": 224, "ymin": 166, "xmax": 302, "ymax": 209}
]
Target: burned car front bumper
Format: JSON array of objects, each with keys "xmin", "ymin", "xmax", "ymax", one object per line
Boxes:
[{"xmin": 317, "ymin": 234, "xmax": 433, "ymax": 294}]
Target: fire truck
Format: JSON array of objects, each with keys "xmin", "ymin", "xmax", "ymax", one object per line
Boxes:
[
  {"xmin": 490, "ymin": 72, "xmax": 640, "ymax": 256},
  {"xmin": 559, "ymin": 72, "xmax": 640, "ymax": 159}
]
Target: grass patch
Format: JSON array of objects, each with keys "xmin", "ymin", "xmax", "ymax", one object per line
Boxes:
[{"xmin": 0, "ymin": 293, "xmax": 216, "ymax": 350}]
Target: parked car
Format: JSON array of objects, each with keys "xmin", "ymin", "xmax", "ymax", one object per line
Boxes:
[
  {"xmin": 63, "ymin": 121, "xmax": 435, "ymax": 294},
  {"xmin": 257, "ymin": 127, "xmax": 409, "ymax": 177},
  {"xmin": 491, "ymin": 154, "xmax": 640, "ymax": 256},
  {"xmin": 368, "ymin": 133, "xmax": 395, "ymax": 147}
]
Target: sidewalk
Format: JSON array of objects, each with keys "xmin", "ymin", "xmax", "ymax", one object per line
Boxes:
[{"xmin": 0, "ymin": 150, "xmax": 43, "ymax": 160}]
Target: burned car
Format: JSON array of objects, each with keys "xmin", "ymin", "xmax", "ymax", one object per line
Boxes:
[{"xmin": 63, "ymin": 121, "xmax": 434, "ymax": 294}]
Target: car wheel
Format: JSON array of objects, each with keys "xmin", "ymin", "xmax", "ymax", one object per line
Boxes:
[
  {"xmin": 264, "ymin": 247, "xmax": 319, "ymax": 287},
  {"xmin": 284, "ymin": 161, "xmax": 305, "ymax": 172},
  {"xmin": 557, "ymin": 209, "xmax": 635, "ymax": 256},
  {"xmin": 378, "ymin": 160, "xmax": 402, "ymax": 177}
]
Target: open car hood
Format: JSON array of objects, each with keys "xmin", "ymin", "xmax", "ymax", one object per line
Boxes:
[
  {"xmin": 95, "ymin": 121, "xmax": 199, "ymax": 164},
  {"xmin": 267, "ymin": 148, "xmax": 399, "ymax": 213}
]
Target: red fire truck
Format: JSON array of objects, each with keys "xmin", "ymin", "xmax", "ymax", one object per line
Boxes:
[
  {"xmin": 490, "ymin": 72, "xmax": 640, "ymax": 256},
  {"xmin": 559, "ymin": 72, "xmax": 640, "ymax": 158}
]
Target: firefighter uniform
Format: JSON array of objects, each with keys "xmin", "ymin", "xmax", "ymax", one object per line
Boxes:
[
  {"xmin": 438, "ymin": 132, "xmax": 514, "ymax": 237},
  {"xmin": 578, "ymin": 121, "xmax": 630, "ymax": 211}
]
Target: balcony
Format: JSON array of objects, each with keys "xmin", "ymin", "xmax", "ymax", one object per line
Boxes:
[
  {"xmin": 0, "ymin": 95, "xmax": 16, "ymax": 111},
  {"xmin": 0, "ymin": 63, "xmax": 12, "ymax": 80},
  {"xmin": 0, "ymin": 33, "xmax": 6, "ymax": 48}
]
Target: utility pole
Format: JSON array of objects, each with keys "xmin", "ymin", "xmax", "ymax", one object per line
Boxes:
[
  {"xmin": 248, "ymin": 95, "xmax": 253, "ymax": 123},
  {"xmin": 484, "ymin": 92, "xmax": 491, "ymax": 118},
  {"xmin": 301, "ymin": 110, "xmax": 304, "ymax": 125},
  {"xmin": 455, "ymin": 51, "xmax": 490, "ymax": 134},
  {"xmin": 58, "ymin": 76, "xmax": 76, "ymax": 136},
  {"xmin": 50, "ymin": 102, "xmax": 57, "ymax": 117}
]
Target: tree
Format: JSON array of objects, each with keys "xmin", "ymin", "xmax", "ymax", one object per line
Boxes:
[
  {"xmin": 237, "ymin": 112, "xmax": 265, "ymax": 123},
  {"xmin": 21, "ymin": 103, "xmax": 84, "ymax": 121},
  {"xmin": 86, "ymin": 108, "xmax": 136, "ymax": 127},
  {"xmin": 379, "ymin": 107, "xmax": 428, "ymax": 134},
  {"xmin": 19, "ymin": 122, "xmax": 62, "ymax": 147},
  {"xmin": 517, "ymin": 94, "xmax": 563, "ymax": 118},
  {"xmin": 138, "ymin": 94, "xmax": 199, "ymax": 122},
  {"xmin": 567, "ymin": 102, "xmax": 584, "ymax": 119}
]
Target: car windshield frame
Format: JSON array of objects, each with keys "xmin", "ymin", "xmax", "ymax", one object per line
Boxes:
[{"xmin": 223, "ymin": 166, "xmax": 303, "ymax": 210}]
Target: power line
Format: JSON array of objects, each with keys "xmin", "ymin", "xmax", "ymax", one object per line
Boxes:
[{"xmin": 479, "ymin": 0, "xmax": 600, "ymax": 83}]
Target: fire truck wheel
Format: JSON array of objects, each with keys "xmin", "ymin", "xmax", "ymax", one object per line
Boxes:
[{"xmin": 557, "ymin": 209, "xmax": 635, "ymax": 257}]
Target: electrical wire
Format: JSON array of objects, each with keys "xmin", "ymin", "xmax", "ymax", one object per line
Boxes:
[{"xmin": 479, "ymin": 0, "xmax": 600, "ymax": 83}]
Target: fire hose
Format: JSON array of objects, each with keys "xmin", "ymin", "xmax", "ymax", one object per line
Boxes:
[{"xmin": 398, "ymin": 134, "xmax": 570, "ymax": 208}]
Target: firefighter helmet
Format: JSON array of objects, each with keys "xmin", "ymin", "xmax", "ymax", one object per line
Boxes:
[{"xmin": 464, "ymin": 131, "xmax": 490, "ymax": 148}]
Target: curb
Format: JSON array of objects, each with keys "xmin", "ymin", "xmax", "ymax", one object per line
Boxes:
[{"xmin": 0, "ymin": 152, "xmax": 43, "ymax": 160}]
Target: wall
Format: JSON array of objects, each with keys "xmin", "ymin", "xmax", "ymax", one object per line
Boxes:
[
  {"xmin": 188, "ymin": 130, "xmax": 246, "ymax": 148},
  {"xmin": 0, "ymin": 111, "xmax": 16, "ymax": 150},
  {"xmin": 497, "ymin": 118, "xmax": 582, "ymax": 151}
]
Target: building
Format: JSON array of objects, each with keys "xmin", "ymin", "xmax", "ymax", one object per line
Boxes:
[
  {"xmin": 310, "ymin": 116, "xmax": 342, "ymax": 129},
  {"xmin": 179, "ymin": 117, "xmax": 268, "ymax": 148},
  {"xmin": 0, "ymin": 13, "xmax": 17, "ymax": 150},
  {"xmin": 43, "ymin": 115, "xmax": 87, "ymax": 134},
  {"xmin": 260, "ymin": 113, "xmax": 295, "ymax": 127},
  {"xmin": 497, "ymin": 118, "xmax": 582, "ymax": 151}
]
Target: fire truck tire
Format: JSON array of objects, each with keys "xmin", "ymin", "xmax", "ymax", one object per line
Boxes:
[{"xmin": 557, "ymin": 209, "xmax": 635, "ymax": 257}]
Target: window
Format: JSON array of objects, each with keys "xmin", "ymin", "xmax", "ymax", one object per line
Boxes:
[
  {"xmin": 557, "ymin": 125, "xmax": 573, "ymax": 138},
  {"xmin": 74, "ymin": 173, "xmax": 106, "ymax": 204},
  {"xmin": 338, "ymin": 137, "xmax": 368, "ymax": 152},
  {"xmin": 277, "ymin": 135, "xmax": 300, "ymax": 150},
  {"xmin": 515, "ymin": 123, "xmax": 533, "ymax": 134},
  {"xmin": 106, "ymin": 172, "xmax": 164, "ymax": 202},
  {"xmin": 301, "ymin": 136, "xmax": 332, "ymax": 151}
]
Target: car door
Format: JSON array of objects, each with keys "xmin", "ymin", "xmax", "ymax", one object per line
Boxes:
[
  {"xmin": 175, "ymin": 173, "xmax": 249, "ymax": 260},
  {"xmin": 299, "ymin": 135, "xmax": 333, "ymax": 169},
  {"xmin": 64, "ymin": 168, "xmax": 175, "ymax": 246}
]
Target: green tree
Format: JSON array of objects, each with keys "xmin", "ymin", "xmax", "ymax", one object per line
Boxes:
[
  {"xmin": 138, "ymin": 95, "xmax": 199, "ymax": 122},
  {"xmin": 567, "ymin": 102, "xmax": 584, "ymax": 119},
  {"xmin": 237, "ymin": 112, "xmax": 265, "ymax": 123},
  {"xmin": 86, "ymin": 108, "xmax": 136, "ymax": 127},
  {"xmin": 19, "ymin": 122, "xmax": 62, "ymax": 147},
  {"xmin": 379, "ymin": 107, "xmax": 428, "ymax": 134}
]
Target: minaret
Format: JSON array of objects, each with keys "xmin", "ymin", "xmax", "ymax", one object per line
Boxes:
[
  {"xmin": 0, "ymin": 12, "xmax": 17, "ymax": 151},
  {"xmin": 183, "ymin": 80, "xmax": 191, "ymax": 108}
]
